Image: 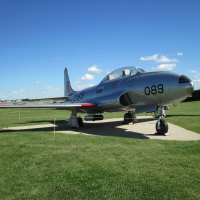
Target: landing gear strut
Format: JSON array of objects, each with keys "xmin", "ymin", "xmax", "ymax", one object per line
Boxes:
[
  {"xmin": 123, "ymin": 111, "xmax": 137, "ymax": 124},
  {"xmin": 67, "ymin": 111, "xmax": 83, "ymax": 128},
  {"xmin": 77, "ymin": 117, "xmax": 83, "ymax": 127},
  {"xmin": 155, "ymin": 106, "xmax": 168, "ymax": 135}
]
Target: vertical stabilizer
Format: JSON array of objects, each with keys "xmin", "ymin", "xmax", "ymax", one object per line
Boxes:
[{"xmin": 64, "ymin": 68, "xmax": 75, "ymax": 97}]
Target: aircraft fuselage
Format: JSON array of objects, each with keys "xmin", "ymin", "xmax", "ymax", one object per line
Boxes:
[{"xmin": 69, "ymin": 71, "xmax": 193, "ymax": 114}]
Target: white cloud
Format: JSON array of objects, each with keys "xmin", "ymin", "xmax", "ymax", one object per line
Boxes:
[
  {"xmin": 88, "ymin": 65, "xmax": 102, "ymax": 73},
  {"xmin": 0, "ymin": 91, "xmax": 6, "ymax": 100},
  {"xmin": 194, "ymin": 73, "xmax": 200, "ymax": 79},
  {"xmin": 73, "ymin": 81, "xmax": 95, "ymax": 90},
  {"xmin": 193, "ymin": 79, "xmax": 200, "ymax": 83},
  {"xmin": 45, "ymin": 85, "xmax": 62, "ymax": 92},
  {"xmin": 190, "ymin": 70, "xmax": 197, "ymax": 74},
  {"xmin": 11, "ymin": 89, "xmax": 26, "ymax": 95},
  {"xmin": 188, "ymin": 70, "xmax": 200, "ymax": 88},
  {"xmin": 1, "ymin": 84, "xmax": 64, "ymax": 100},
  {"xmin": 154, "ymin": 63, "xmax": 176, "ymax": 70},
  {"xmin": 156, "ymin": 55, "xmax": 178, "ymax": 63},
  {"xmin": 190, "ymin": 70, "xmax": 200, "ymax": 79},
  {"xmin": 6, "ymin": 89, "xmax": 28, "ymax": 100},
  {"xmin": 46, "ymin": 85, "xmax": 54, "ymax": 90},
  {"xmin": 177, "ymin": 52, "xmax": 183, "ymax": 56},
  {"xmin": 140, "ymin": 54, "xmax": 177, "ymax": 63},
  {"xmin": 81, "ymin": 73, "xmax": 94, "ymax": 80},
  {"xmin": 140, "ymin": 54, "xmax": 159, "ymax": 61}
]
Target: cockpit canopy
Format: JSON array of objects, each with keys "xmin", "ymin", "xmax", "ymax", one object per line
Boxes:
[{"xmin": 101, "ymin": 67, "xmax": 145, "ymax": 83}]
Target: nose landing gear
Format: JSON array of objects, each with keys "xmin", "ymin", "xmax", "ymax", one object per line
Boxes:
[
  {"xmin": 123, "ymin": 107, "xmax": 169, "ymax": 135},
  {"xmin": 155, "ymin": 106, "xmax": 168, "ymax": 135},
  {"xmin": 156, "ymin": 118, "xmax": 168, "ymax": 135}
]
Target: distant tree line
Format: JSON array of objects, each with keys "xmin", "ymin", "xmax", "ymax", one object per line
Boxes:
[
  {"xmin": 184, "ymin": 90, "xmax": 200, "ymax": 102},
  {"xmin": 22, "ymin": 98, "xmax": 30, "ymax": 101}
]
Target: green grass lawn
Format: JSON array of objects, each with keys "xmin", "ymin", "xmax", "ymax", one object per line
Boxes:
[
  {"xmin": 1, "ymin": 133, "xmax": 200, "ymax": 200},
  {"xmin": 0, "ymin": 101, "xmax": 200, "ymax": 199},
  {"xmin": 166, "ymin": 101, "xmax": 200, "ymax": 133}
]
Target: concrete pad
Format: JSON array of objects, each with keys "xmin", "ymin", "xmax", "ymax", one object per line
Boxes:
[
  {"xmin": 4, "ymin": 124, "xmax": 56, "ymax": 130},
  {"xmin": 2, "ymin": 116, "xmax": 200, "ymax": 141}
]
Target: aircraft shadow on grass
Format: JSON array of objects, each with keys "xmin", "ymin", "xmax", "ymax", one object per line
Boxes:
[
  {"xmin": 0, "ymin": 117, "xmax": 157, "ymax": 140},
  {"xmin": 166, "ymin": 114, "xmax": 200, "ymax": 117}
]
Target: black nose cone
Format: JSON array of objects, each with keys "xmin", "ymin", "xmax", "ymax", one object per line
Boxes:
[{"xmin": 179, "ymin": 75, "xmax": 192, "ymax": 84}]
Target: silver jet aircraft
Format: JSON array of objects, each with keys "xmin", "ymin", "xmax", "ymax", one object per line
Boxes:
[{"xmin": 0, "ymin": 67, "xmax": 194, "ymax": 135}]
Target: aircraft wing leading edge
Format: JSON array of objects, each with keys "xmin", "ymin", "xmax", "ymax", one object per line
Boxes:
[{"xmin": 0, "ymin": 102, "xmax": 96, "ymax": 110}]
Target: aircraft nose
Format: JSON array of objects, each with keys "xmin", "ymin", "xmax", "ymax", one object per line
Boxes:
[{"xmin": 179, "ymin": 75, "xmax": 194, "ymax": 94}]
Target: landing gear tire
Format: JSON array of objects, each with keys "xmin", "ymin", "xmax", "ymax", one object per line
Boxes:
[
  {"xmin": 78, "ymin": 117, "xmax": 83, "ymax": 127},
  {"xmin": 123, "ymin": 113, "xmax": 132, "ymax": 124},
  {"xmin": 156, "ymin": 119, "xmax": 168, "ymax": 135}
]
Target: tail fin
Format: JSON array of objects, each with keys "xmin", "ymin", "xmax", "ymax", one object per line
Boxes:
[{"xmin": 64, "ymin": 68, "xmax": 76, "ymax": 97}]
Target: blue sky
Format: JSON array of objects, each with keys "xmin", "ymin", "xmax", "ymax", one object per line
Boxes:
[{"xmin": 0, "ymin": 0, "xmax": 200, "ymax": 100}]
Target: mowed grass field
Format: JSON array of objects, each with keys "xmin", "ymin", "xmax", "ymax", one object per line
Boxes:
[
  {"xmin": 0, "ymin": 101, "xmax": 200, "ymax": 200},
  {"xmin": 166, "ymin": 101, "xmax": 200, "ymax": 133}
]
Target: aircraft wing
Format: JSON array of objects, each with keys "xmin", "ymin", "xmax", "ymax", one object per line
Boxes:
[
  {"xmin": 0, "ymin": 102, "xmax": 96, "ymax": 111},
  {"xmin": 26, "ymin": 96, "xmax": 69, "ymax": 102}
]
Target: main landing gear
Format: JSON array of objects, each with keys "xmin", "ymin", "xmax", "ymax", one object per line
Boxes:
[
  {"xmin": 67, "ymin": 111, "xmax": 104, "ymax": 128},
  {"xmin": 123, "ymin": 111, "xmax": 138, "ymax": 124},
  {"xmin": 155, "ymin": 107, "xmax": 168, "ymax": 135},
  {"xmin": 67, "ymin": 111, "xmax": 83, "ymax": 128}
]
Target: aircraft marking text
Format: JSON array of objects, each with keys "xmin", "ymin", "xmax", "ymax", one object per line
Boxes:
[{"xmin": 144, "ymin": 84, "xmax": 164, "ymax": 95}]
